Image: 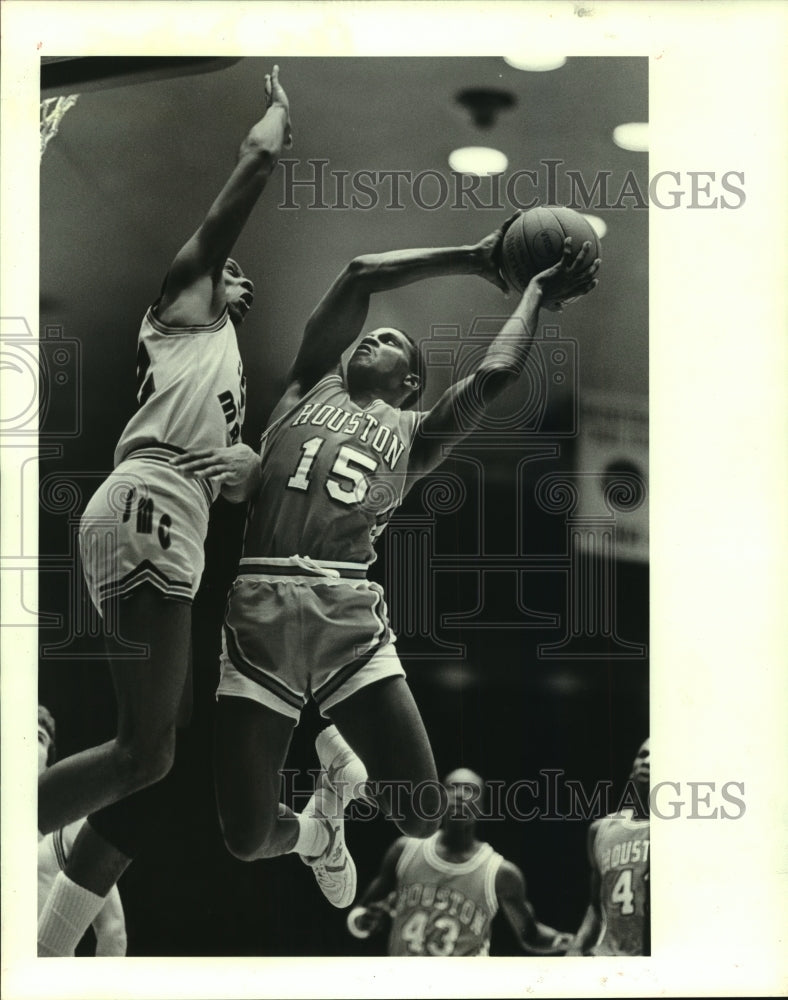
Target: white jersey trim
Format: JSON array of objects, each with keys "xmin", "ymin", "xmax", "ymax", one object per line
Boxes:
[
  {"xmin": 146, "ymin": 304, "xmax": 231, "ymax": 336},
  {"xmin": 260, "ymin": 371, "xmax": 344, "ymax": 448},
  {"xmin": 422, "ymin": 834, "xmax": 495, "ymax": 877},
  {"xmin": 395, "ymin": 837, "xmax": 422, "ymax": 880},
  {"xmin": 484, "ymin": 851, "xmax": 503, "ymax": 916}
]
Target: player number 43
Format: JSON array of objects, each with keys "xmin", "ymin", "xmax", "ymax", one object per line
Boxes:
[
  {"xmin": 287, "ymin": 436, "xmax": 377, "ymax": 505},
  {"xmin": 400, "ymin": 910, "xmax": 461, "ymax": 956},
  {"xmin": 610, "ymin": 868, "xmax": 636, "ymax": 915}
]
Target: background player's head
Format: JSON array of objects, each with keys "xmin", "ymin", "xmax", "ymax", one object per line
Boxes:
[
  {"xmin": 38, "ymin": 704, "xmax": 57, "ymax": 774},
  {"xmin": 347, "ymin": 327, "xmax": 426, "ymax": 409},
  {"xmin": 442, "ymin": 767, "xmax": 484, "ymax": 831},
  {"xmin": 629, "ymin": 738, "xmax": 650, "ymax": 788},
  {"xmin": 223, "ymin": 257, "xmax": 255, "ymax": 327}
]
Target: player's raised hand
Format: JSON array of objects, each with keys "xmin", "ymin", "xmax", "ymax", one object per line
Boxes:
[
  {"xmin": 265, "ymin": 64, "xmax": 293, "ymax": 148},
  {"xmin": 534, "ymin": 237, "xmax": 600, "ymax": 313},
  {"xmin": 474, "ymin": 211, "xmax": 523, "ymax": 293}
]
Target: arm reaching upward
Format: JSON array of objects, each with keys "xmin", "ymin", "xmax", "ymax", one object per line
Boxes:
[
  {"xmin": 496, "ymin": 860, "xmax": 573, "ymax": 956},
  {"xmin": 408, "ymin": 236, "xmax": 599, "ymax": 480},
  {"xmin": 289, "ymin": 217, "xmax": 515, "ymax": 392},
  {"xmin": 157, "ymin": 65, "xmax": 292, "ymax": 327}
]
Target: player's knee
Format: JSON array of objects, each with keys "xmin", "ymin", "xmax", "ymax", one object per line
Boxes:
[
  {"xmin": 220, "ymin": 815, "xmax": 275, "ymax": 862},
  {"xmin": 113, "ymin": 732, "xmax": 175, "ymax": 792}
]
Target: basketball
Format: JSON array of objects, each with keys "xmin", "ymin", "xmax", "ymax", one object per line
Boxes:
[{"xmin": 500, "ymin": 206, "xmax": 601, "ymax": 294}]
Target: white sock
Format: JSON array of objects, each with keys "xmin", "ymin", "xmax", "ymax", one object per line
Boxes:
[
  {"xmin": 38, "ymin": 871, "xmax": 105, "ymax": 957},
  {"xmin": 290, "ymin": 813, "xmax": 330, "ymax": 858}
]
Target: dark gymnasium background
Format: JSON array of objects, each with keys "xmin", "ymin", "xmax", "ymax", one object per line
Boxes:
[{"xmin": 38, "ymin": 56, "xmax": 648, "ymax": 956}]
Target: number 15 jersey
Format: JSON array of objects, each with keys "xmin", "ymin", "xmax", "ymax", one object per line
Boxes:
[{"xmin": 245, "ymin": 372, "xmax": 425, "ymax": 566}]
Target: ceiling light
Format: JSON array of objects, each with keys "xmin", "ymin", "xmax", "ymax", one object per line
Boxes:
[
  {"xmin": 504, "ymin": 55, "xmax": 567, "ymax": 72},
  {"xmin": 582, "ymin": 214, "xmax": 608, "ymax": 239},
  {"xmin": 612, "ymin": 122, "xmax": 649, "ymax": 152},
  {"xmin": 448, "ymin": 147, "xmax": 509, "ymax": 177},
  {"xmin": 455, "ymin": 87, "xmax": 516, "ymax": 129}
]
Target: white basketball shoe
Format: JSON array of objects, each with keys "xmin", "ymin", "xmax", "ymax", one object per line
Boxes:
[{"xmin": 301, "ymin": 726, "xmax": 368, "ymax": 909}]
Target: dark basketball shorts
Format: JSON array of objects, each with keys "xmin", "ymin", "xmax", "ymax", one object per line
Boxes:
[
  {"xmin": 78, "ymin": 447, "xmax": 211, "ymax": 613},
  {"xmin": 216, "ymin": 555, "xmax": 406, "ymax": 722}
]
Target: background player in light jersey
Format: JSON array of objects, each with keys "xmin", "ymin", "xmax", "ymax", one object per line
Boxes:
[
  {"xmin": 37, "ymin": 67, "xmax": 292, "ymax": 957},
  {"xmin": 37, "ymin": 706, "xmax": 127, "ymax": 956},
  {"xmin": 567, "ymin": 738, "xmax": 651, "ymax": 956},
  {"xmin": 346, "ymin": 768, "xmax": 572, "ymax": 957},
  {"xmin": 178, "ymin": 217, "xmax": 599, "ymax": 909}
]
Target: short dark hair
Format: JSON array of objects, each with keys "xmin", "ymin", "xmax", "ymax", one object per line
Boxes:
[
  {"xmin": 38, "ymin": 704, "xmax": 57, "ymax": 766},
  {"xmin": 399, "ymin": 330, "xmax": 427, "ymax": 409}
]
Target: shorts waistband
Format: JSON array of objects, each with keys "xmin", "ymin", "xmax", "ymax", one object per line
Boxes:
[
  {"xmin": 238, "ymin": 555, "xmax": 368, "ymax": 580},
  {"xmin": 119, "ymin": 445, "xmax": 214, "ymax": 507}
]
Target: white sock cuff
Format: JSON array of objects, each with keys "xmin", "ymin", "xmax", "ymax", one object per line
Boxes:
[
  {"xmin": 38, "ymin": 871, "xmax": 105, "ymax": 957},
  {"xmin": 290, "ymin": 813, "xmax": 329, "ymax": 858}
]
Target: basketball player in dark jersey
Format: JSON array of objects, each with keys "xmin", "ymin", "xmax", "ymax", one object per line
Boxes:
[
  {"xmin": 347, "ymin": 768, "xmax": 573, "ymax": 956},
  {"xmin": 567, "ymin": 739, "xmax": 650, "ymax": 956},
  {"xmin": 178, "ymin": 218, "xmax": 600, "ymax": 909},
  {"xmin": 38, "ymin": 67, "xmax": 292, "ymax": 956}
]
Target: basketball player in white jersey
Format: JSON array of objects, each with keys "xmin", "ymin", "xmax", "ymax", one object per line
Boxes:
[
  {"xmin": 37, "ymin": 66, "xmax": 292, "ymax": 956},
  {"xmin": 37, "ymin": 706, "xmax": 127, "ymax": 956},
  {"xmin": 567, "ymin": 739, "xmax": 650, "ymax": 956},
  {"xmin": 178, "ymin": 219, "xmax": 599, "ymax": 908},
  {"xmin": 347, "ymin": 768, "xmax": 572, "ymax": 956}
]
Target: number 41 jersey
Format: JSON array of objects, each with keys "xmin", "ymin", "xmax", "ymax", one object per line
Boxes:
[
  {"xmin": 590, "ymin": 812, "xmax": 650, "ymax": 956},
  {"xmin": 246, "ymin": 372, "xmax": 425, "ymax": 566}
]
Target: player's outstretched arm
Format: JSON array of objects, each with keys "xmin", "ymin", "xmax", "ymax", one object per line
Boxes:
[
  {"xmin": 92, "ymin": 885, "xmax": 127, "ymax": 957},
  {"xmin": 289, "ymin": 218, "xmax": 516, "ymax": 393},
  {"xmin": 158, "ymin": 65, "xmax": 291, "ymax": 325},
  {"xmin": 346, "ymin": 838, "xmax": 406, "ymax": 941},
  {"xmin": 496, "ymin": 860, "xmax": 573, "ymax": 956},
  {"xmin": 566, "ymin": 822, "xmax": 603, "ymax": 956},
  {"xmin": 408, "ymin": 237, "xmax": 599, "ymax": 480},
  {"xmin": 170, "ymin": 442, "xmax": 262, "ymax": 502}
]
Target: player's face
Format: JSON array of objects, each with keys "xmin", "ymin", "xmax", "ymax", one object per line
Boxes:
[
  {"xmin": 223, "ymin": 258, "xmax": 255, "ymax": 327},
  {"xmin": 347, "ymin": 328, "xmax": 416, "ymax": 393},
  {"xmin": 443, "ymin": 769, "xmax": 484, "ymax": 826},
  {"xmin": 38, "ymin": 724, "xmax": 52, "ymax": 775},
  {"xmin": 629, "ymin": 738, "xmax": 650, "ymax": 788}
]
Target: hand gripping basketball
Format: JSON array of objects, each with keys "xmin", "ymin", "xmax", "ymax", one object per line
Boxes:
[
  {"xmin": 500, "ymin": 205, "xmax": 602, "ymax": 295},
  {"xmin": 534, "ymin": 237, "xmax": 600, "ymax": 312}
]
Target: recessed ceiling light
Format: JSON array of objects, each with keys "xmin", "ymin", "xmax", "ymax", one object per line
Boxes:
[
  {"xmin": 582, "ymin": 214, "xmax": 608, "ymax": 240},
  {"xmin": 613, "ymin": 122, "xmax": 649, "ymax": 152},
  {"xmin": 504, "ymin": 55, "xmax": 567, "ymax": 72},
  {"xmin": 448, "ymin": 147, "xmax": 509, "ymax": 177}
]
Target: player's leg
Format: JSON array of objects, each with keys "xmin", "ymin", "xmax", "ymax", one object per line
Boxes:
[
  {"xmin": 38, "ymin": 585, "xmax": 192, "ymax": 834},
  {"xmin": 325, "ymin": 675, "xmax": 442, "ymax": 838},
  {"xmin": 38, "ymin": 586, "xmax": 193, "ymax": 955},
  {"xmin": 214, "ymin": 694, "xmax": 328, "ymax": 860}
]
